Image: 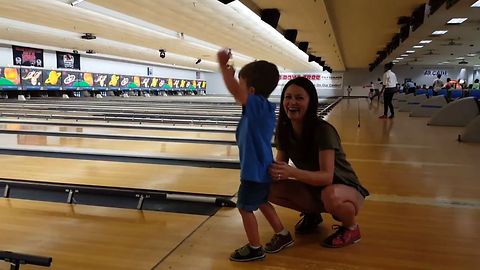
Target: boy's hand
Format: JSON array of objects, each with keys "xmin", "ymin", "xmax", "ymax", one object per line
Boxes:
[{"xmin": 217, "ymin": 49, "xmax": 230, "ymax": 67}]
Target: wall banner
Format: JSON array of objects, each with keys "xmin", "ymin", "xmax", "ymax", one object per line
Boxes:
[
  {"xmin": 56, "ymin": 51, "xmax": 81, "ymax": 70},
  {"xmin": 12, "ymin": 45, "xmax": 44, "ymax": 67},
  {"xmin": 278, "ymin": 73, "xmax": 344, "ymax": 90}
]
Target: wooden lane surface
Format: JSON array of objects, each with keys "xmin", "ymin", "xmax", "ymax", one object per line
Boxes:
[
  {"xmin": 0, "ymin": 117, "xmax": 237, "ymax": 132},
  {"xmin": 0, "ymin": 198, "xmax": 207, "ymax": 270},
  {"xmin": 0, "ymin": 155, "xmax": 239, "ymax": 196},
  {"xmin": 0, "ymin": 134, "xmax": 241, "ymax": 159},
  {"xmin": 152, "ymin": 99, "xmax": 480, "ymax": 270},
  {"xmin": 154, "ymin": 201, "xmax": 480, "ymax": 270},
  {"xmin": 0, "ymin": 123, "xmax": 236, "ymax": 141},
  {"xmin": 325, "ymin": 98, "xmax": 480, "ymax": 200}
]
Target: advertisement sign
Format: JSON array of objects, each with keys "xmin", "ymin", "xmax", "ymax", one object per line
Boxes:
[
  {"xmin": 278, "ymin": 73, "xmax": 343, "ymax": 90},
  {"xmin": 12, "ymin": 45, "xmax": 44, "ymax": 67},
  {"xmin": 56, "ymin": 51, "xmax": 80, "ymax": 70}
]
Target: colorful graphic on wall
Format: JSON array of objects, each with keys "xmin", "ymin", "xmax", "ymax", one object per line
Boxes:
[
  {"xmin": 158, "ymin": 78, "xmax": 173, "ymax": 90},
  {"xmin": 140, "ymin": 77, "xmax": 151, "ymax": 89},
  {"xmin": 43, "ymin": 70, "xmax": 62, "ymax": 88},
  {"xmin": 0, "ymin": 66, "xmax": 207, "ymax": 93},
  {"xmin": 75, "ymin": 72, "xmax": 93, "ymax": 87},
  {"xmin": 56, "ymin": 51, "xmax": 80, "ymax": 70},
  {"xmin": 150, "ymin": 77, "xmax": 159, "ymax": 88},
  {"xmin": 0, "ymin": 67, "xmax": 21, "ymax": 88},
  {"xmin": 12, "ymin": 45, "xmax": 44, "ymax": 67},
  {"xmin": 119, "ymin": 75, "xmax": 131, "ymax": 89},
  {"xmin": 119, "ymin": 75, "xmax": 139, "ymax": 88},
  {"xmin": 62, "ymin": 71, "xmax": 79, "ymax": 88},
  {"xmin": 132, "ymin": 76, "xmax": 140, "ymax": 88},
  {"xmin": 94, "ymin": 73, "xmax": 109, "ymax": 89},
  {"xmin": 108, "ymin": 74, "xmax": 120, "ymax": 89},
  {"xmin": 21, "ymin": 68, "xmax": 43, "ymax": 88}
]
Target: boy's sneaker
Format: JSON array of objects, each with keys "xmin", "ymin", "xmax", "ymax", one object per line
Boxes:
[
  {"xmin": 295, "ymin": 213, "xmax": 323, "ymax": 234},
  {"xmin": 229, "ymin": 244, "xmax": 265, "ymax": 262},
  {"xmin": 322, "ymin": 225, "xmax": 361, "ymax": 248},
  {"xmin": 264, "ymin": 232, "xmax": 294, "ymax": 253}
]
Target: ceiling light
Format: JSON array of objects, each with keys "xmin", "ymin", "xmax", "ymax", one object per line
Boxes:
[
  {"xmin": 406, "ymin": 50, "xmax": 415, "ymax": 53},
  {"xmin": 396, "ymin": 57, "xmax": 404, "ymax": 60},
  {"xmin": 401, "ymin": 54, "xmax": 408, "ymax": 57},
  {"xmin": 419, "ymin": 40, "xmax": 432, "ymax": 44},
  {"xmin": 413, "ymin": 45, "xmax": 424, "ymax": 48},
  {"xmin": 471, "ymin": 1, "xmax": 480, "ymax": 7},
  {"xmin": 467, "ymin": 53, "xmax": 477, "ymax": 57},
  {"xmin": 393, "ymin": 60, "xmax": 399, "ymax": 63},
  {"xmin": 432, "ymin": 30, "xmax": 448, "ymax": 35},
  {"xmin": 456, "ymin": 57, "xmax": 465, "ymax": 60},
  {"xmin": 447, "ymin": 18, "xmax": 468, "ymax": 24}
]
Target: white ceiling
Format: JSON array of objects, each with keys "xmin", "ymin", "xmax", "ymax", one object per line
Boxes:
[
  {"xmin": 0, "ymin": 0, "xmax": 478, "ymax": 72},
  {"xmin": 383, "ymin": 0, "xmax": 480, "ymax": 69}
]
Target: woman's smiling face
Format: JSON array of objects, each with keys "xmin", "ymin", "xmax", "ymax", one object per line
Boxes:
[{"xmin": 283, "ymin": 84, "xmax": 310, "ymax": 122}]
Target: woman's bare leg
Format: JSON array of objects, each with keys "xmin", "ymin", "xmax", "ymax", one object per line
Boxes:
[
  {"xmin": 269, "ymin": 180, "xmax": 324, "ymax": 214},
  {"xmin": 321, "ymin": 184, "xmax": 364, "ymax": 227}
]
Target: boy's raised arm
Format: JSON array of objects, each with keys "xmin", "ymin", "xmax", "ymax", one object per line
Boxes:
[{"xmin": 217, "ymin": 49, "xmax": 248, "ymax": 105}]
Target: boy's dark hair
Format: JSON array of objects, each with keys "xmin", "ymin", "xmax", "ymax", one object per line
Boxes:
[
  {"xmin": 384, "ymin": 62, "xmax": 394, "ymax": 70},
  {"xmin": 437, "ymin": 74, "xmax": 442, "ymax": 79},
  {"xmin": 238, "ymin": 60, "xmax": 279, "ymax": 98}
]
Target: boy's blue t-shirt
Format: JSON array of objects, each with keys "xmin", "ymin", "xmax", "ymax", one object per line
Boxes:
[{"xmin": 236, "ymin": 94, "xmax": 276, "ymax": 183}]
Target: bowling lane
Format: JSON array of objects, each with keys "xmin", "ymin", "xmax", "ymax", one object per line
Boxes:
[
  {"xmin": 0, "ymin": 123, "xmax": 236, "ymax": 141},
  {"xmin": 0, "ymin": 198, "xmax": 208, "ymax": 270},
  {"xmin": 0, "ymin": 155, "xmax": 239, "ymax": 196},
  {"xmin": 0, "ymin": 133, "xmax": 240, "ymax": 159}
]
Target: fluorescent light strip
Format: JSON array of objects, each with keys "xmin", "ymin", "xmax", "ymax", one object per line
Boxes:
[
  {"xmin": 396, "ymin": 57, "xmax": 404, "ymax": 60},
  {"xmin": 419, "ymin": 40, "xmax": 432, "ymax": 44},
  {"xmin": 401, "ymin": 54, "xmax": 409, "ymax": 57},
  {"xmin": 471, "ymin": 1, "xmax": 480, "ymax": 7},
  {"xmin": 0, "ymin": 18, "xmax": 219, "ymax": 71},
  {"xmin": 413, "ymin": 45, "xmax": 424, "ymax": 48},
  {"xmin": 406, "ymin": 50, "xmax": 415, "ymax": 53},
  {"xmin": 229, "ymin": 1, "xmax": 322, "ymax": 70},
  {"xmin": 447, "ymin": 18, "xmax": 468, "ymax": 24},
  {"xmin": 78, "ymin": 2, "xmax": 223, "ymax": 52},
  {"xmin": 432, "ymin": 30, "xmax": 448, "ymax": 35}
]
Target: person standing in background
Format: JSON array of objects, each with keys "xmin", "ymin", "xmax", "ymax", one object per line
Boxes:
[
  {"xmin": 432, "ymin": 74, "xmax": 444, "ymax": 96},
  {"xmin": 379, "ymin": 62, "xmax": 397, "ymax": 119}
]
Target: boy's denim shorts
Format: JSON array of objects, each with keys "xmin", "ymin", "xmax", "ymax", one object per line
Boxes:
[{"xmin": 236, "ymin": 181, "xmax": 271, "ymax": 211}]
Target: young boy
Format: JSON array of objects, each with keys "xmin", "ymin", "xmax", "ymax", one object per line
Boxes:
[{"xmin": 217, "ymin": 49, "xmax": 293, "ymax": 262}]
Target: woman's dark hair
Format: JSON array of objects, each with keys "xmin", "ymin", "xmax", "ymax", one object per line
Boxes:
[{"xmin": 276, "ymin": 77, "xmax": 318, "ymax": 150}]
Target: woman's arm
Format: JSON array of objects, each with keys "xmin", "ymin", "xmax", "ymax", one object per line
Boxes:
[{"xmin": 271, "ymin": 149, "xmax": 335, "ymax": 186}]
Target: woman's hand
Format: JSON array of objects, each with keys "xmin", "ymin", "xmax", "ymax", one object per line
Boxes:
[{"xmin": 269, "ymin": 161, "xmax": 294, "ymax": 181}]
